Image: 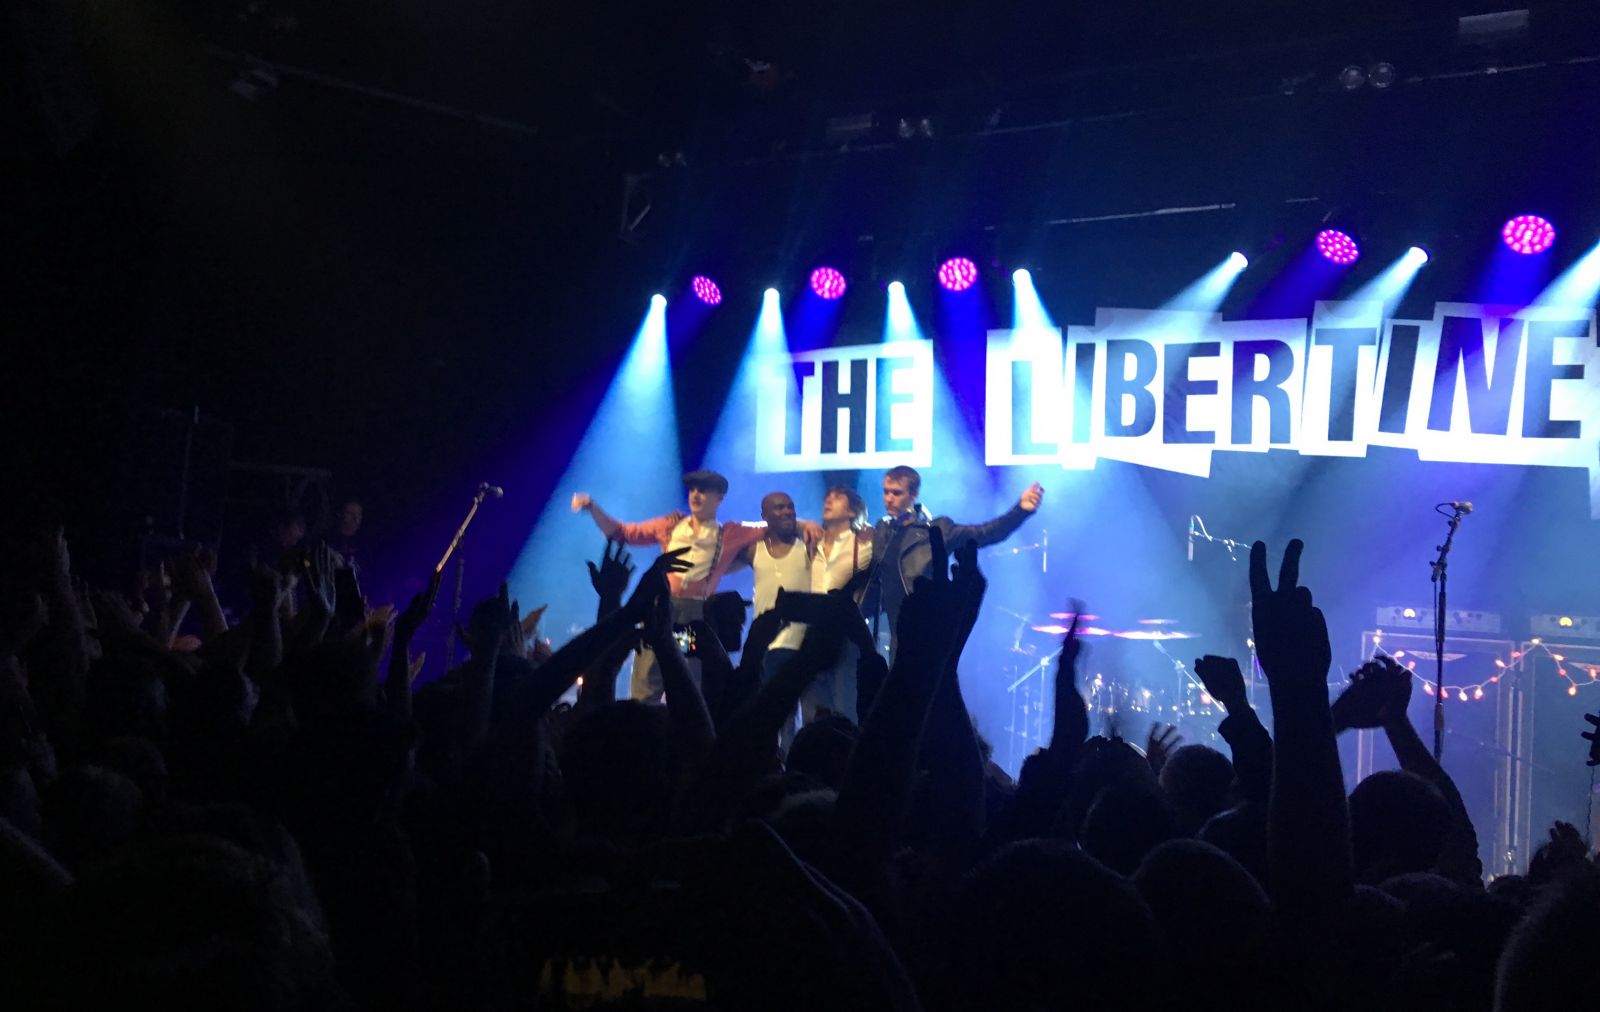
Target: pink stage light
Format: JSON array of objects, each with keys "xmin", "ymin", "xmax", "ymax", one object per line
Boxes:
[
  {"xmin": 1502, "ymin": 215, "xmax": 1555, "ymax": 255},
  {"xmin": 1316, "ymin": 229, "xmax": 1360, "ymax": 265},
  {"xmin": 689, "ymin": 275, "xmax": 722, "ymax": 305},
  {"xmin": 937, "ymin": 257, "xmax": 979, "ymax": 292},
  {"xmin": 810, "ymin": 266, "xmax": 847, "ymax": 300}
]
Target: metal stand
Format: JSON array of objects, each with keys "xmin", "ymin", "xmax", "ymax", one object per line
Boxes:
[
  {"xmin": 438, "ymin": 483, "xmax": 499, "ymax": 671},
  {"xmin": 1004, "ymin": 648, "xmax": 1060, "ymax": 774},
  {"xmin": 1431, "ymin": 504, "xmax": 1468, "ymax": 760}
]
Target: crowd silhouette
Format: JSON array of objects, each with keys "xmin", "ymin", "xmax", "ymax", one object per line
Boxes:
[{"xmin": 1, "ymin": 511, "xmax": 1598, "ymax": 1011}]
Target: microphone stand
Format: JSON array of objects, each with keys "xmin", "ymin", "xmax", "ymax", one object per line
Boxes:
[
  {"xmin": 439, "ymin": 483, "xmax": 499, "ymax": 671},
  {"xmin": 1188, "ymin": 515, "xmax": 1253, "ymax": 562},
  {"xmin": 1430, "ymin": 505, "xmax": 1467, "ymax": 761}
]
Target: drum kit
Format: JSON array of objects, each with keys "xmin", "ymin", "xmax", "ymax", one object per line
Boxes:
[
  {"xmin": 996, "ymin": 608, "xmax": 1263, "ymax": 774},
  {"xmin": 987, "ymin": 514, "xmax": 1272, "ymax": 774}
]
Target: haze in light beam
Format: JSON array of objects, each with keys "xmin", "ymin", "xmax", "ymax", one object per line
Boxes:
[
  {"xmin": 1533, "ymin": 239, "xmax": 1600, "ymax": 309},
  {"xmin": 508, "ymin": 299, "xmax": 681, "ymax": 641},
  {"xmin": 703, "ymin": 288, "xmax": 827, "ymax": 525}
]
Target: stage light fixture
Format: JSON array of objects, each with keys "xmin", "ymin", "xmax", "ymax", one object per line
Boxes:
[
  {"xmin": 689, "ymin": 275, "xmax": 722, "ymax": 306},
  {"xmin": 1316, "ymin": 229, "xmax": 1360, "ymax": 265},
  {"xmin": 1012, "ymin": 268, "xmax": 1032, "ymax": 285},
  {"xmin": 763, "ymin": 287, "xmax": 780, "ymax": 301},
  {"xmin": 1368, "ymin": 62, "xmax": 1397, "ymax": 88},
  {"xmin": 810, "ymin": 266, "xmax": 847, "ymax": 300},
  {"xmin": 651, "ymin": 293, "xmax": 667, "ymax": 308},
  {"xmin": 887, "ymin": 280, "xmax": 906, "ymax": 297},
  {"xmin": 1502, "ymin": 214, "xmax": 1555, "ymax": 255},
  {"xmin": 1405, "ymin": 246, "xmax": 1430, "ymax": 265},
  {"xmin": 1339, "ymin": 65, "xmax": 1366, "ymax": 90},
  {"xmin": 937, "ymin": 257, "xmax": 979, "ymax": 292},
  {"xmin": 1228, "ymin": 251, "xmax": 1249, "ymax": 270}
]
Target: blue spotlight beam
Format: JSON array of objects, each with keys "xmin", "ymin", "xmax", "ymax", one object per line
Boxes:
[
  {"xmin": 508, "ymin": 298, "xmax": 681, "ymax": 641},
  {"xmin": 703, "ymin": 288, "xmax": 827, "ymax": 527},
  {"xmin": 1344, "ymin": 246, "xmax": 1431, "ymax": 315},
  {"xmin": 1162, "ymin": 253, "xmax": 1250, "ymax": 314},
  {"xmin": 1534, "ymin": 239, "xmax": 1600, "ymax": 309}
]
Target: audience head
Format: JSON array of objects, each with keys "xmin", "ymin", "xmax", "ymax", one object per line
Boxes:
[
  {"xmin": 1349, "ymin": 770, "xmax": 1450, "ymax": 883},
  {"xmin": 1159, "ymin": 743, "xmax": 1235, "ymax": 834}
]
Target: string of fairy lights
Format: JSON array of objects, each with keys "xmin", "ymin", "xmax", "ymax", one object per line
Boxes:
[{"xmin": 1369, "ymin": 631, "xmax": 1600, "ymax": 702}]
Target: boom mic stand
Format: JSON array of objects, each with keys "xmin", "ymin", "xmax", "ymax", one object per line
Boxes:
[{"xmin": 439, "ymin": 483, "xmax": 503, "ymax": 670}]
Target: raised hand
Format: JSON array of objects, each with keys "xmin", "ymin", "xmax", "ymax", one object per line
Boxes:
[
  {"xmin": 643, "ymin": 576, "xmax": 675, "ymax": 647},
  {"xmin": 466, "ymin": 583, "xmax": 516, "ymax": 657},
  {"xmin": 587, "ymin": 540, "xmax": 634, "ymax": 610},
  {"xmin": 894, "ymin": 526, "xmax": 961, "ymax": 667},
  {"xmin": 570, "ymin": 492, "xmax": 593, "ymax": 512},
  {"xmin": 1194, "ymin": 654, "xmax": 1249, "ymax": 712},
  {"xmin": 1331, "ymin": 656, "xmax": 1413, "ymax": 731},
  {"xmin": 395, "ymin": 570, "xmax": 442, "ymax": 646},
  {"xmin": 1582, "ymin": 712, "xmax": 1600, "ymax": 766},
  {"xmin": 624, "ymin": 546, "xmax": 691, "ymax": 621},
  {"xmin": 1019, "ymin": 482, "xmax": 1044, "ymax": 512},
  {"xmin": 302, "ymin": 542, "xmax": 339, "ymax": 616},
  {"xmin": 250, "ymin": 563, "xmax": 292, "ymax": 615},
  {"xmin": 89, "ymin": 587, "xmax": 145, "ymax": 638},
  {"xmin": 170, "ymin": 547, "xmax": 213, "ymax": 603},
  {"xmin": 1060, "ymin": 598, "xmax": 1087, "ymax": 682},
  {"xmin": 947, "ymin": 540, "xmax": 988, "ymax": 667},
  {"xmin": 1145, "ymin": 723, "xmax": 1184, "ymax": 775},
  {"xmin": 1248, "ymin": 539, "xmax": 1332, "ymax": 686}
]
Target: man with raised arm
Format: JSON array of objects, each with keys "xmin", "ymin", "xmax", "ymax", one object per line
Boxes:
[
  {"xmin": 571, "ymin": 469, "xmax": 749, "ymax": 702},
  {"xmin": 860, "ymin": 465, "xmax": 1043, "ymax": 657}
]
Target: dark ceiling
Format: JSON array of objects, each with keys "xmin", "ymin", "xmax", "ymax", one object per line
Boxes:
[{"xmin": 4, "ymin": 0, "xmax": 1596, "ymax": 555}]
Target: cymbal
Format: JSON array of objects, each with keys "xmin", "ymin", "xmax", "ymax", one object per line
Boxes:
[
  {"xmin": 1047, "ymin": 612, "xmax": 1101, "ymax": 621},
  {"xmin": 1135, "ymin": 618, "xmax": 1179, "ymax": 626},
  {"xmin": 1113, "ymin": 629, "xmax": 1197, "ymax": 641},
  {"xmin": 1032, "ymin": 624, "xmax": 1114, "ymax": 636}
]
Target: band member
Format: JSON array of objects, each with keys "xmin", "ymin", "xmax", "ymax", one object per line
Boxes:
[
  {"xmin": 861, "ymin": 465, "xmax": 1043, "ymax": 657},
  {"xmin": 572, "ymin": 470, "xmax": 819, "ymax": 701},
  {"xmin": 740, "ymin": 491, "xmax": 814, "ymax": 748},
  {"xmin": 572, "ymin": 470, "xmax": 758, "ymax": 702},
  {"xmin": 802, "ymin": 486, "xmax": 873, "ymax": 723}
]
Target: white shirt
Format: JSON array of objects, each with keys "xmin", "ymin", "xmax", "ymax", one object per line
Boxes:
[
  {"xmin": 812, "ymin": 526, "xmax": 872, "ymax": 593},
  {"xmin": 752, "ymin": 538, "xmax": 813, "ymax": 651},
  {"xmin": 666, "ymin": 517, "xmax": 723, "ymax": 587}
]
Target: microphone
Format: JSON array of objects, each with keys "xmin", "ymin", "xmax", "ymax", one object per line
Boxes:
[
  {"xmin": 479, "ymin": 483, "xmax": 505, "ymax": 498},
  {"xmin": 1187, "ymin": 515, "xmax": 1196, "ymax": 562},
  {"xmin": 1447, "ymin": 501, "xmax": 1473, "ymax": 515}
]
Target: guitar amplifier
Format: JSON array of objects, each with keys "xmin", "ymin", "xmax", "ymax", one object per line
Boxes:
[
  {"xmin": 1375, "ymin": 606, "xmax": 1502, "ymax": 635},
  {"xmin": 1529, "ymin": 614, "xmax": 1600, "ymax": 641}
]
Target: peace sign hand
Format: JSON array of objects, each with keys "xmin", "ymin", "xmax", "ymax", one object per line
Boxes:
[{"xmin": 1248, "ymin": 539, "xmax": 1332, "ymax": 687}]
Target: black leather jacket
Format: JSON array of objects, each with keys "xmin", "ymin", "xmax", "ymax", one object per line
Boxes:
[{"xmin": 858, "ymin": 503, "xmax": 1034, "ymax": 618}]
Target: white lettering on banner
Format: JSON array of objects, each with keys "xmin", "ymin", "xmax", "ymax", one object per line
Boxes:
[
  {"xmin": 755, "ymin": 339, "xmax": 935, "ymax": 471},
  {"xmin": 754, "ymin": 303, "xmax": 1600, "ymax": 516}
]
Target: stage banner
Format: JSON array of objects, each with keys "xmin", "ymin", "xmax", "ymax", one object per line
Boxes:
[
  {"xmin": 755, "ymin": 301, "xmax": 1600, "ymax": 516},
  {"xmin": 755, "ymin": 338, "xmax": 934, "ymax": 471}
]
